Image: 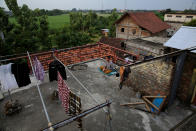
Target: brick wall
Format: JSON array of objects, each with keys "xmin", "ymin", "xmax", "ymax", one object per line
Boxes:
[
  {"xmin": 126, "ymin": 59, "xmax": 174, "ymax": 96},
  {"xmin": 26, "ymin": 43, "xmax": 138, "ymax": 71},
  {"xmin": 141, "ymin": 30, "xmax": 151, "ymax": 37}
]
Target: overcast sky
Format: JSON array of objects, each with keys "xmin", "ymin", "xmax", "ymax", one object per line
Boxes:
[{"xmin": 0, "ymin": 0, "xmax": 196, "ymax": 10}]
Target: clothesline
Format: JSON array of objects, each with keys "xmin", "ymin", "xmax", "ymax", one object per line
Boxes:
[
  {"xmin": 0, "ymin": 51, "xmax": 110, "ymax": 130},
  {"xmin": 41, "ymin": 100, "xmax": 112, "ymax": 131},
  {"xmin": 27, "ymin": 51, "xmax": 52, "ymax": 127},
  {"xmin": 54, "ymin": 56, "xmax": 108, "ymax": 113}
]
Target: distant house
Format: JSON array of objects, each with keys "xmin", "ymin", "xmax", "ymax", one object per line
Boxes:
[
  {"xmin": 164, "ymin": 13, "xmax": 196, "ymax": 23},
  {"xmin": 115, "ymin": 12, "xmax": 170, "ymax": 39},
  {"xmin": 101, "ymin": 29, "xmax": 109, "ymax": 37},
  {"xmin": 164, "ymin": 26, "xmax": 196, "ymax": 105},
  {"xmin": 164, "ymin": 13, "xmax": 196, "ymax": 35}
]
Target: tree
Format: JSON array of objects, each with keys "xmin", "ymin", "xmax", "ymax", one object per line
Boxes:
[
  {"xmin": 39, "ymin": 15, "xmax": 51, "ymax": 50},
  {"xmin": 71, "ymin": 8, "xmax": 77, "ymax": 12},
  {"xmin": 184, "ymin": 19, "xmax": 196, "ymax": 27},
  {"xmin": 154, "ymin": 11, "xmax": 164, "ymax": 21},
  {"xmin": 55, "ymin": 25, "xmax": 91, "ymax": 49},
  {"xmin": 0, "ymin": 7, "xmax": 15, "ymax": 55},
  {"xmin": 108, "ymin": 8, "xmax": 119, "ymax": 37},
  {"xmin": 4, "ymin": 0, "xmax": 51, "ymax": 54},
  {"xmin": 184, "ymin": 9, "xmax": 196, "ymax": 14},
  {"xmin": 165, "ymin": 8, "xmax": 171, "ymax": 13}
]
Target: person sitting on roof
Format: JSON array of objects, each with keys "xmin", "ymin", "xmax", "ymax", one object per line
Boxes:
[{"xmin": 100, "ymin": 56, "xmax": 114, "ymax": 74}]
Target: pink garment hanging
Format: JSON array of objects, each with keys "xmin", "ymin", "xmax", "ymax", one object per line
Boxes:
[
  {"xmin": 33, "ymin": 57, "xmax": 45, "ymax": 81},
  {"xmin": 58, "ymin": 72, "xmax": 70, "ymax": 113}
]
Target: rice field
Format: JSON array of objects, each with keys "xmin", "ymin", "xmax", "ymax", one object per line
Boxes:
[{"xmin": 9, "ymin": 13, "xmax": 111, "ymax": 29}]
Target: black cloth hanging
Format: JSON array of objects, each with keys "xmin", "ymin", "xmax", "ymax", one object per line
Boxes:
[
  {"xmin": 49, "ymin": 60, "xmax": 67, "ymax": 82},
  {"xmin": 11, "ymin": 63, "xmax": 31, "ymax": 87}
]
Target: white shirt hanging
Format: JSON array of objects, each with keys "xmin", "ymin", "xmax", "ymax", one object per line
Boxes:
[{"xmin": 0, "ymin": 63, "xmax": 19, "ymax": 91}]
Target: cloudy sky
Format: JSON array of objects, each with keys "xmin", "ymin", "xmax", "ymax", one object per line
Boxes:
[{"xmin": 0, "ymin": 0, "xmax": 196, "ymax": 10}]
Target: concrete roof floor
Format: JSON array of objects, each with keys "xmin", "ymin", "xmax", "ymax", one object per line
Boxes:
[{"xmin": 0, "ymin": 60, "xmax": 193, "ymax": 131}]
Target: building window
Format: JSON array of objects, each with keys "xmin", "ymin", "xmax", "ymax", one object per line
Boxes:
[
  {"xmin": 167, "ymin": 15, "xmax": 172, "ymax": 17},
  {"xmin": 121, "ymin": 42, "xmax": 125, "ymax": 47},
  {"xmin": 121, "ymin": 28, "xmax": 124, "ymax": 32},
  {"xmin": 186, "ymin": 16, "xmax": 193, "ymax": 18},
  {"xmin": 176, "ymin": 15, "xmax": 182, "ymax": 18},
  {"xmin": 132, "ymin": 29, "xmax": 136, "ymax": 35}
]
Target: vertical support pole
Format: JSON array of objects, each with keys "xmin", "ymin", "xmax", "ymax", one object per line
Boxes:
[
  {"xmin": 27, "ymin": 51, "xmax": 53, "ymax": 130},
  {"xmin": 187, "ymin": 69, "xmax": 196, "ymax": 104},
  {"xmin": 168, "ymin": 52, "xmax": 187, "ymax": 107},
  {"xmin": 107, "ymin": 101, "xmax": 112, "ymax": 131},
  {"xmin": 8, "ymin": 90, "xmax": 13, "ymax": 102}
]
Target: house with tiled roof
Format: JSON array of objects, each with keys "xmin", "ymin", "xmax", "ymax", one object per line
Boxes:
[{"xmin": 115, "ymin": 12, "xmax": 170, "ymax": 39}]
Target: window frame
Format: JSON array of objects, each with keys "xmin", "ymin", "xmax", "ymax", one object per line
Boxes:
[
  {"xmin": 121, "ymin": 28, "xmax": 125, "ymax": 33},
  {"xmin": 186, "ymin": 16, "xmax": 193, "ymax": 18},
  {"xmin": 176, "ymin": 15, "xmax": 182, "ymax": 18}
]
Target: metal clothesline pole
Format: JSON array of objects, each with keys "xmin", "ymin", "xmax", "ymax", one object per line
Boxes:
[
  {"xmin": 41, "ymin": 100, "xmax": 112, "ymax": 131},
  {"xmin": 54, "ymin": 56, "xmax": 108, "ymax": 113},
  {"xmin": 27, "ymin": 51, "xmax": 53, "ymax": 129}
]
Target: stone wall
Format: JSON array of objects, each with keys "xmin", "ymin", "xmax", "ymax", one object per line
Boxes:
[
  {"xmin": 166, "ymin": 22, "xmax": 183, "ymax": 35},
  {"xmin": 126, "ymin": 59, "xmax": 174, "ymax": 96},
  {"xmin": 125, "ymin": 39, "xmax": 164, "ymax": 60}
]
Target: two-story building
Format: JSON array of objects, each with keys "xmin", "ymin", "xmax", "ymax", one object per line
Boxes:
[
  {"xmin": 164, "ymin": 13, "xmax": 196, "ymax": 35},
  {"xmin": 164, "ymin": 13, "xmax": 196, "ymax": 23},
  {"xmin": 115, "ymin": 12, "xmax": 170, "ymax": 39}
]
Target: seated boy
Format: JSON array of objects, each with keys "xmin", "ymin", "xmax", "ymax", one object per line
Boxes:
[{"xmin": 100, "ymin": 57, "xmax": 114, "ymax": 74}]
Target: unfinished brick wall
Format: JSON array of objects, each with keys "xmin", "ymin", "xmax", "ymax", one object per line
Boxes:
[
  {"xmin": 26, "ymin": 43, "xmax": 138, "ymax": 71},
  {"xmin": 27, "ymin": 51, "xmax": 54, "ymax": 71},
  {"xmin": 177, "ymin": 54, "xmax": 196, "ymax": 103},
  {"xmin": 127, "ymin": 59, "xmax": 174, "ymax": 96},
  {"xmin": 57, "ymin": 44, "xmax": 107, "ymax": 66}
]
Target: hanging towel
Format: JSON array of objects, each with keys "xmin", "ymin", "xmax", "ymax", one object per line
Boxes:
[
  {"xmin": 0, "ymin": 63, "xmax": 18, "ymax": 91},
  {"xmin": 49, "ymin": 60, "xmax": 67, "ymax": 82},
  {"xmin": 58, "ymin": 72, "xmax": 70, "ymax": 113},
  {"xmin": 11, "ymin": 63, "xmax": 31, "ymax": 87},
  {"xmin": 33, "ymin": 57, "xmax": 44, "ymax": 81}
]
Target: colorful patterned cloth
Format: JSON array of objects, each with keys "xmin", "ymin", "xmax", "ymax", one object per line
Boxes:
[
  {"xmin": 58, "ymin": 72, "xmax": 70, "ymax": 113},
  {"xmin": 33, "ymin": 57, "xmax": 44, "ymax": 81}
]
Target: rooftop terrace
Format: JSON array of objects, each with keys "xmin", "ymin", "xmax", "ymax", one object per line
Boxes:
[{"xmin": 0, "ymin": 60, "xmax": 193, "ymax": 131}]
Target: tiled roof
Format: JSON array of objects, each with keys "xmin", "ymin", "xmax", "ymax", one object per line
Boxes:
[{"xmin": 115, "ymin": 12, "xmax": 170, "ymax": 34}]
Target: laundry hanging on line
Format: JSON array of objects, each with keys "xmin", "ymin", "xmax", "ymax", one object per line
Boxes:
[
  {"xmin": 119, "ymin": 66, "xmax": 131, "ymax": 89},
  {"xmin": 58, "ymin": 71, "xmax": 70, "ymax": 113},
  {"xmin": 49, "ymin": 60, "xmax": 67, "ymax": 82},
  {"xmin": 0, "ymin": 63, "xmax": 19, "ymax": 91},
  {"xmin": 11, "ymin": 63, "xmax": 31, "ymax": 87},
  {"xmin": 33, "ymin": 57, "xmax": 44, "ymax": 81}
]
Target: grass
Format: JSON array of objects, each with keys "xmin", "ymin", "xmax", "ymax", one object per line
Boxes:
[
  {"xmin": 9, "ymin": 13, "xmax": 113, "ymax": 30},
  {"xmin": 9, "ymin": 14, "xmax": 70, "ymax": 29},
  {"xmin": 9, "ymin": 17, "xmax": 17, "ymax": 24},
  {"xmin": 47, "ymin": 14, "xmax": 70, "ymax": 29}
]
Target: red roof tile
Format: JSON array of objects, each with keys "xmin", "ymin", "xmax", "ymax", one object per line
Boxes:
[{"xmin": 116, "ymin": 12, "xmax": 170, "ymax": 34}]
